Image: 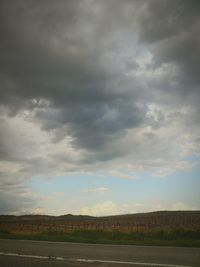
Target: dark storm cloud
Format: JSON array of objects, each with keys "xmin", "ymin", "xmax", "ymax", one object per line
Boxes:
[
  {"xmin": 35, "ymin": 99, "xmax": 146, "ymax": 150},
  {"xmin": 137, "ymin": 0, "xmax": 200, "ymax": 43},
  {"xmin": 138, "ymin": 0, "xmax": 200, "ymax": 94},
  {"xmin": 0, "ymin": 0, "xmax": 148, "ymax": 152},
  {"xmin": 0, "ymin": 0, "xmax": 199, "ymax": 156},
  {"xmin": 0, "ymin": 0, "xmax": 112, "ymax": 105}
]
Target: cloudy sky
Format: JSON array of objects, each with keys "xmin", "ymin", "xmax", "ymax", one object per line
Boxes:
[{"xmin": 0, "ymin": 0, "xmax": 200, "ymax": 216}]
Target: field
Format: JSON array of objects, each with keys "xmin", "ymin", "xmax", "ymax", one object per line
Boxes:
[{"xmin": 0, "ymin": 211, "xmax": 200, "ymax": 247}]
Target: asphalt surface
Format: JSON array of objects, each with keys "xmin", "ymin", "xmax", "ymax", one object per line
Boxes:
[{"xmin": 0, "ymin": 239, "xmax": 199, "ymax": 267}]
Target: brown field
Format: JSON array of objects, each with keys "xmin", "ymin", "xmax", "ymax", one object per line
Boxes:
[{"xmin": 0, "ymin": 211, "xmax": 200, "ymax": 235}]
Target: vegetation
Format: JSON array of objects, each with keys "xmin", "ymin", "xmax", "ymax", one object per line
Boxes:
[
  {"xmin": 0, "ymin": 228, "xmax": 200, "ymax": 247},
  {"xmin": 0, "ymin": 211, "xmax": 199, "ymax": 247}
]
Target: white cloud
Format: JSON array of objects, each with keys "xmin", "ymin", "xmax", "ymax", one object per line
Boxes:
[
  {"xmin": 81, "ymin": 201, "xmax": 118, "ymax": 216},
  {"xmin": 82, "ymin": 187, "xmax": 109, "ymax": 193},
  {"xmin": 171, "ymin": 202, "xmax": 196, "ymax": 211},
  {"xmin": 80, "ymin": 201, "xmax": 148, "ymax": 216},
  {"xmin": 106, "ymin": 170, "xmax": 137, "ymax": 180},
  {"xmin": 80, "ymin": 201, "xmax": 198, "ymax": 217},
  {"xmin": 31, "ymin": 207, "xmax": 46, "ymax": 215}
]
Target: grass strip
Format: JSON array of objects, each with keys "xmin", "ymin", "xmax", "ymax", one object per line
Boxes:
[{"xmin": 0, "ymin": 229, "xmax": 200, "ymax": 247}]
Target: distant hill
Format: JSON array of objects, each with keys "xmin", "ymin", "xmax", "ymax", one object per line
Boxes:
[
  {"xmin": 0, "ymin": 210, "xmax": 200, "ymax": 220},
  {"xmin": 58, "ymin": 214, "xmax": 94, "ymax": 221},
  {"xmin": 0, "ymin": 213, "xmax": 94, "ymax": 221}
]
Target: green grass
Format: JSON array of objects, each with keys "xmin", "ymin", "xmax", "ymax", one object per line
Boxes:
[{"xmin": 0, "ymin": 229, "xmax": 200, "ymax": 247}]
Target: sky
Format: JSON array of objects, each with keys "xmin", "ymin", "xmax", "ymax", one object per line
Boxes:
[{"xmin": 0, "ymin": 0, "xmax": 200, "ymax": 216}]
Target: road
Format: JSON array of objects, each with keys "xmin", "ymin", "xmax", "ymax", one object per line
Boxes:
[{"xmin": 0, "ymin": 239, "xmax": 199, "ymax": 267}]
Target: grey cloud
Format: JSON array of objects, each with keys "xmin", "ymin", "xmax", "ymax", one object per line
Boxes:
[
  {"xmin": 153, "ymin": 34, "xmax": 200, "ymax": 89},
  {"xmin": 35, "ymin": 99, "xmax": 147, "ymax": 150},
  {"xmin": 0, "ymin": 0, "xmax": 199, "ymax": 184},
  {"xmin": 0, "ymin": 174, "xmax": 37, "ymax": 214},
  {"xmin": 0, "ymin": 0, "xmax": 146, "ymax": 153},
  {"xmin": 138, "ymin": 0, "xmax": 200, "ymax": 43},
  {"xmin": 138, "ymin": 0, "xmax": 200, "ymax": 98},
  {"xmin": 0, "ymin": 116, "xmax": 37, "ymax": 162},
  {"xmin": 0, "ymin": 191, "xmax": 31, "ymax": 214}
]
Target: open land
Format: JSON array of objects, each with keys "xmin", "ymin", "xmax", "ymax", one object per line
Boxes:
[{"xmin": 0, "ymin": 211, "xmax": 200, "ymax": 247}]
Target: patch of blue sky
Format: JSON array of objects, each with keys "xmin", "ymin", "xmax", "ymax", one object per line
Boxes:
[{"xmin": 29, "ymin": 161, "xmax": 200, "ymax": 213}]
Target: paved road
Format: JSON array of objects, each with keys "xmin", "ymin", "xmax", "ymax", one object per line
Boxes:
[{"xmin": 0, "ymin": 239, "xmax": 199, "ymax": 267}]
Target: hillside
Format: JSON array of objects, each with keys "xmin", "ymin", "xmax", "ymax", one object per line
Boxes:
[
  {"xmin": 0, "ymin": 211, "xmax": 200, "ymax": 247},
  {"xmin": 0, "ymin": 211, "xmax": 199, "ymax": 233}
]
